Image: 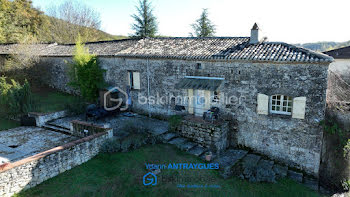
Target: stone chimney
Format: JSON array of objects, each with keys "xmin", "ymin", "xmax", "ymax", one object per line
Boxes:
[{"xmin": 249, "ymin": 23, "xmax": 261, "ymax": 44}]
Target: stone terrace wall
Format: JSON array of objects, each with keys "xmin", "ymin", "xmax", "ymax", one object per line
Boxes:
[
  {"xmin": 178, "ymin": 118, "xmax": 228, "ymax": 153},
  {"xmin": 0, "ymin": 132, "xmax": 109, "ymax": 197}
]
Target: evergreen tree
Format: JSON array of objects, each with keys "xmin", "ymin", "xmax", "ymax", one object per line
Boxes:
[
  {"xmin": 131, "ymin": 0, "xmax": 158, "ymax": 38},
  {"xmin": 190, "ymin": 9, "xmax": 216, "ymax": 37}
]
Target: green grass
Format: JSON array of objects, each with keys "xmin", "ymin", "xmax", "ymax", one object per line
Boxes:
[
  {"xmin": 32, "ymin": 90, "xmax": 79, "ymax": 113},
  {"xmin": 0, "ymin": 87, "xmax": 79, "ymax": 131},
  {"xmin": 15, "ymin": 144, "xmax": 323, "ymax": 197},
  {"xmin": 0, "ymin": 118, "xmax": 20, "ymax": 131}
]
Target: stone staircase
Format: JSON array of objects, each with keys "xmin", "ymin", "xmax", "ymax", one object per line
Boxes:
[
  {"xmin": 42, "ymin": 121, "xmax": 72, "ymax": 135},
  {"xmin": 160, "ymin": 131, "xmax": 319, "ymax": 191}
]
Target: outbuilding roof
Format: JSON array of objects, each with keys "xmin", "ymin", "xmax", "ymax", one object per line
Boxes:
[
  {"xmin": 324, "ymin": 46, "xmax": 350, "ymax": 59},
  {"xmin": 0, "ymin": 37, "xmax": 333, "ymax": 63}
]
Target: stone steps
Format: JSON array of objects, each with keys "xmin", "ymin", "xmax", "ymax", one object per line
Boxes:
[
  {"xmin": 161, "ymin": 131, "xmax": 317, "ymax": 191},
  {"xmin": 42, "ymin": 124, "xmax": 72, "ymax": 136}
]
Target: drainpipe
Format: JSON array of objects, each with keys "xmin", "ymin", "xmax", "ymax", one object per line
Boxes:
[{"xmin": 147, "ymin": 58, "xmax": 151, "ymax": 117}]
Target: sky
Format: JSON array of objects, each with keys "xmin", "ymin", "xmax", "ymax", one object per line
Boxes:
[{"xmin": 32, "ymin": 0, "xmax": 350, "ymax": 44}]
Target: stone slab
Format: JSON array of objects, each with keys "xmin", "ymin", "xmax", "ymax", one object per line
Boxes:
[
  {"xmin": 273, "ymin": 164, "xmax": 288, "ymax": 179},
  {"xmin": 168, "ymin": 138, "xmax": 188, "ymax": 146},
  {"xmin": 215, "ymin": 149, "xmax": 248, "ymax": 179},
  {"xmin": 162, "ymin": 133, "xmax": 177, "ymax": 142},
  {"xmin": 256, "ymin": 159, "xmax": 276, "ymax": 183},
  {"xmin": 288, "ymin": 170, "xmax": 303, "ymax": 183},
  {"xmin": 188, "ymin": 146, "xmax": 206, "ymax": 156},
  {"xmin": 241, "ymin": 154, "xmax": 261, "ymax": 181},
  {"xmin": 0, "ymin": 127, "xmax": 77, "ymax": 163},
  {"xmin": 304, "ymin": 177, "xmax": 319, "ymax": 191},
  {"xmin": 178, "ymin": 141, "xmax": 197, "ymax": 151}
]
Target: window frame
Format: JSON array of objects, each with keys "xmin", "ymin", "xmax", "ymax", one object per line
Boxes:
[
  {"xmin": 127, "ymin": 71, "xmax": 140, "ymax": 90},
  {"xmin": 269, "ymin": 94, "xmax": 293, "ymax": 115}
]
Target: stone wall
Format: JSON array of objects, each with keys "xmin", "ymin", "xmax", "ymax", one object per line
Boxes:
[
  {"xmin": 320, "ymin": 108, "xmax": 350, "ymax": 191},
  {"xmin": 0, "ymin": 132, "xmax": 110, "ymax": 197},
  {"xmin": 28, "ymin": 110, "xmax": 68, "ymax": 127},
  {"xmin": 31, "ymin": 56, "xmax": 329, "ymax": 176},
  {"xmin": 178, "ymin": 118, "xmax": 228, "ymax": 153}
]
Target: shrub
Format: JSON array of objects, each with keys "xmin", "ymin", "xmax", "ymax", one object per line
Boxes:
[
  {"xmin": 0, "ymin": 76, "xmax": 35, "ymax": 118},
  {"xmin": 68, "ymin": 35, "xmax": 106, "ymax": 102},
  {"xmin": 101, "ymin": 138, "xmax": 121, "ymax": 153},
  {"xmin": 168, "ymin": 115, "xmax": 182, "ymax": 132}
]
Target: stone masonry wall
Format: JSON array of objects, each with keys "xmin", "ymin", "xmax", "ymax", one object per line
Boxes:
[
  {"xmin": 0, "ymin": 132, "xmax": 109, "ymax": 197},
  {"xmin": 32, "ymin": 56, "xmax": 329, "ymax": 176},
  {"xmin": 178, "ymin": 119, "xmax": 228, "ymax": 153}
]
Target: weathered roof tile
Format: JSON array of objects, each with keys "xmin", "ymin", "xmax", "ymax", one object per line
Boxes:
[{"xmin": 0, "ymin": 37, "xmax": 333, "ymax": 63}]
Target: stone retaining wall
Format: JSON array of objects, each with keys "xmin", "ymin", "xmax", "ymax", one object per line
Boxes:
[
  {"xmin": 0, "ymin": 132, "xmax": 110, "ymax": 197},
  {"xmin": 28, "ymin": 110, "xmax": 68, "ymax": 127},
  {"xmin": 178, "ymin": 118, "xmax": 228, "ymax": 153}
]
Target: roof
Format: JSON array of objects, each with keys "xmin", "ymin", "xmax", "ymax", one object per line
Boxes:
[
  {"xmin": 0, "ymin": 37, "xmax": 333, "ymax": 63},
  {"xmin": 175, "ymin": 76, "xmax": 224, "ymax": 91},
  {"xmin": 324, "ymin": 46, "xmax": 350, "ymax": 59}
]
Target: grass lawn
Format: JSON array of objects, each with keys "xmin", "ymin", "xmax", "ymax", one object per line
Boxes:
[
  {"xmin": 0, "ymin": 87, "xmax": 78, "ymax": 131},
  {"xmin": 0, "ymin": 118, "xmax": 21, "ymax": 131},
  {"xmin": 15, "ymin": 144, "xmax": 323, "ymax": 197},
  {"xmin": 32, "ymin": 87, "xmax": 79, "ymax": 113}
]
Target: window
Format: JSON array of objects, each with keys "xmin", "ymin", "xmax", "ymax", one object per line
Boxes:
[
  {"xmin": 196, "ymin": 63, "xmax": 203, "ymax": 69},
  {"xmin": 127, "ymin": 71, "xmax": 140, "ymax": 90},
  {"xmin": 270, "ymin": 95, "xmax": 292, "ymax": 115}
]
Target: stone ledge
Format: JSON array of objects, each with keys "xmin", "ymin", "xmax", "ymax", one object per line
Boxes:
[{"xmin": 0, "ymin": 132, "xmax": 107, "ymax": 173}]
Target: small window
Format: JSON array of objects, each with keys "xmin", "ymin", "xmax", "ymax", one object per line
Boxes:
[
  {"xmin": 127, "ymin": 71, "xmax": 140, "ymax": 90},
  {"xmin": 196, "ymin": 63, "xmax": 203, "ymax": 69},
  {"xmin": 270, "ymin": 94, "xmax": 292, "ymax": 115}
]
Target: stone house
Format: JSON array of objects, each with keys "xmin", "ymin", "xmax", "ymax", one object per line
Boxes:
[{"xmin": 0, "ymin": 24, "xmax": 333, "ymax": 177}]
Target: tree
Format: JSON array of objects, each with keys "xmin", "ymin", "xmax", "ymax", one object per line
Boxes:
[
  {"xmin": 47, "ymin": 0, "xmax": 102, "ymax": 43},
  {"xmin": 131, "ymin": 0, "xmax": 158, "ymax": 38},
  {"xmin": 190, "ymin": 9, "xmax": 216, "ymax": 37},
  {"xmin": 68, "ymin": 36, "xmax": 106, "ymax": 102},
  {"xmin": 0, "ymin": 0, "xmax": 44, "ymax": 43}
]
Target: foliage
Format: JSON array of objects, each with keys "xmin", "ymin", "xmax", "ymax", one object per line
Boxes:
[
  {"xmin": 0, "ymin": 76, "xmax": 35, "ymax": 118},
  {"xmin": 168, "ymin": 115, "xmax": 183, "ymax": 132},
  {"xmin": 131, "ymin": 0, "xmax": 158, "ymax": 38},
  {"xmin": 0, "ymin": 0, "xmax": 117, "ymax": 44},
  {"xmin": 321, "ymin": 119, "xmax": 349, "ymax": 157},
  {"xmin": 101, "ymin": 138, "xmax": 121, "ymax": 153},
  {"xmin": 190, "ymin": 9, "xmax": 216, "ymax": 37},
  {"xmin": 343, "ymin": 139, "xmax": 350, "ymax": 158},
  {"xmin": 68, "ymin": 36, "xmax": 106, "ymax": 102}
]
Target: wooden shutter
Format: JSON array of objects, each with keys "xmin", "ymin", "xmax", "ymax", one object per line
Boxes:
[
  {"xmin": 204, "ymin": 90, "xmax": 211, "ymax": 110},
  {"xmin": 292, "ymin": 97, "xmax": 306, "ymax": 119},
  {"xmin": 133, "ymin": 72, "xmax": 140, "ymax": 90},
  {"xmin": 257, "ymin": 93, "xmax": 269, "ymax": 115},
  {"xmin": 188, "ymin": 89, "xmax": 194, "ymax": 114}
]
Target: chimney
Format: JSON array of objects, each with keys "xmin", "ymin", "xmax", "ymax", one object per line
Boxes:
[{"xmin": 249, "ymin": 23, "xmax": 261, "ymax": 44}]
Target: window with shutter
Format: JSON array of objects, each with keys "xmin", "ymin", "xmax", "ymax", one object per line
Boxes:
[
  {"xmin": 257, "ymin": 93, "xmax": 269, "ymax": 115},
  {"xmin": 292, "ymin": 97, "xmax": 306, "ymax": 119}
]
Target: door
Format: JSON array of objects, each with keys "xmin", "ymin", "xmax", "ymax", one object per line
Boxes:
[{"xmin": 194, "ymin": 90, "xmax": 206, "ymax": 116}]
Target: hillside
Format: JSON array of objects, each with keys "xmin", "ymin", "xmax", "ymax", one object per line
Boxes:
[
  {"xmin": 0, "ymin": 0, "xmax": 127, "ymax": 44},
  {"xmin": 296, "ymin": 41, "xmax": 350, "ymax": 52}
]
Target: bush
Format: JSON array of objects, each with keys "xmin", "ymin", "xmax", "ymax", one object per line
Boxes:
[
  {"xmin": 168, "ymin": 115, "xmax": 182, "ymax": 132},
  {"xmin": 101, "ymin": 138, "xmax": 121, "ymax": 153},
  {"xmin": 0, "ymin": 76, "xmax": 35, "ymax": 118},
  {"xmin": 65, "ymin": 98, "xmax": 87, "ymax": 115},
  {"xmin": 68, "ymin": 35, "xmax": 106, "ymax": 102}
]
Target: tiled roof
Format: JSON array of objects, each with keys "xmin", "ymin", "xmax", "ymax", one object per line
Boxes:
[
  {"xmin": 0, "ymin": 37, "xmax": 333, "ymax": 63},
  {"xmin": 324, "ymin": 46, "xmax": 350, "ymax": 59}
]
